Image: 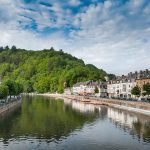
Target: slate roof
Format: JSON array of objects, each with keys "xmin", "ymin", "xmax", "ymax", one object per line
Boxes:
[
  {"xmin": 73, "ymin": 80, "xmax": 107, "ymax": 87},
  {"xmin": 109, "ymin": 69, "xmax": 150, "ymax": 84}
]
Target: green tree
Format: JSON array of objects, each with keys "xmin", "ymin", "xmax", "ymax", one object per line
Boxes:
[
  {"xmin": 3, "ymin": 80, "xmax": 23, "ymax": 97},
  {"xmin": 33, "ymin": 77, "xmax": 50, "ymax": 93},
  {"xmin": 50, "ymin": 47, "xmax": 54, "ymax": 51},
  {"xmin": 58, "ymin": 84, "xmax": 64, "ymax": 93},
  {"xmin": 14, "ymin": 82, "xmax": 23, "ymax": 95},
  {"xmin": 4, "ymin": 80, "xmax": 16, "ymax": 97},
  {"xmin": 0, "ymin": 85, "xmax": 9, "ymax": 99},
  {"xmin": 94, "ymin": 86, "xmax": 99, "ymax": 94},
  {"xmin": 24, "ymin": 81, "xmax": 34, "ymax": 93},
  {"xmin": 0, "ymin": 47, "xmax": 107, "ymax": 94},
  {"xmin": 0, "ymin": 47, "xmax": 3, "ymax": 51},
  {"xmin": 5, "ymin": 45, "xmax": 9, "ymax": 50},
  {"xmin": 131, "ymin": 86, "xmax": 141, "ymax": 97},
  {"xmin": 107, "ymin": 74, "xmax": 116, "ymax": 80},
  {"xmin": 11, "ymin": 45, "xmax": 17, "ymax": 52},
  {"xmin": 143, "ymin": 83, "xmax": 150, "ymax": 96}
]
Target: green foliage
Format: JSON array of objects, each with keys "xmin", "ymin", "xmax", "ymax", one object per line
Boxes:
[
  {"xmin": 131, "ymin": 86, "xmax": 141, "ymax": 96},
  {"xmin": 11, "ymin": 45, "xmax": 17, "ymax": 52},
  {"xmin": 143, "ymin": 83, "xmax": 150, "ymax": 95},
  {"xmin": 94, "ymin": 86, "xmax": 99, "ymax": 94},
  {"xmin": 0, "ymin": 47, "xmax": 107, "ymax": 93},
  {"xmin": 107, "ymin": 74, "xmax": 116, "ymax": 80},
  {"xmin": 14, "ymin": 82, "xmax": 23, "ymax": 95},
  {"xmin": 3, "ymin": 80, "xmax": 16, "ymax": 97},
  {"xmin": 3, "ymin": 79, "xmax": 23, "ymax": 96},
  {"xmin": 24, "ymin": 81, "xmax": 34, "ymax": 93},
  {"xmin": 58, "ymin": 84, "xmax": 64, "ymax": 93},
  {"xmin": 33, "ymin": 77, "xmax": 50, "ymax": 93},
  {"xmin": 0, "ymin": 84, "xmax": 9, "ymax": 99}
]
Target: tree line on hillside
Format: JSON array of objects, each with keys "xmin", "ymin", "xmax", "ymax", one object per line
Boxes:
[{"xmin": 0, "ymin": 46, "xmax": 112, "ymax": 95}]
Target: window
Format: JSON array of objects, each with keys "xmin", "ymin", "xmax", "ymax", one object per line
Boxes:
[{"xmin": 122, "ymin": 84, "xmax": 126, "ymax": 92}]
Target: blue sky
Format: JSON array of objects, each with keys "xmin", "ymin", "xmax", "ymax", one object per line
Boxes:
[{"xmin": 0, "ymin": 0, "xmax": 150, "ymax": 75}]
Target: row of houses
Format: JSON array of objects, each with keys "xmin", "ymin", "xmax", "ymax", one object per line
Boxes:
[
  {"xmin": 65, "ymin": 69, "xmax": 150, "ymax": 99},
  {"xmin": 108, "ymin": 69, "xmax": 150, "ymax": 98},
  {"xmin": 72, "ymin": 80, "xmax": 107, "ymax": 97}
]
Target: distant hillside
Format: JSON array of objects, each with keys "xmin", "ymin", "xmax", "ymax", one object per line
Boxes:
[{"xmin": 0, "ymin": 46, "xmax": 107, "ymax": 93}]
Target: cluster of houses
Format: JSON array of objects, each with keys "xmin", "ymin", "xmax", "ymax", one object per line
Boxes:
[
  {"xmin": 72, "ymin": 80, "xmax": 107, "ymax": 97},
  {"xmin": 65, "ymin": 69, "xmax": 150, "ymax": 99},
  {"xmin": 108, "ymin": 69, "xmax": 150, "ymax": 99}
]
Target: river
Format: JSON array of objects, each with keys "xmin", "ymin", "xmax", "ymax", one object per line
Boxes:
[{"xmin": 0, "ymin": 95, "xmax": 150, "ymax": 150}]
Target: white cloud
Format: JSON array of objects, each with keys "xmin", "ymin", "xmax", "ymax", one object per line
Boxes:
[
  {"xmin": 0, "ymin": 29, "xmax": 69, "ymax": 50},
  {"xmin": 0, "ymin": 0, "xmax": 150, "ymax": 75},
  {"xmin": 69, "ymin": 1, "xmax": 150, "ymax": 74},
  {"xmin": 69, "ymin": 0, "xmax": 81, "ymax": 6}
]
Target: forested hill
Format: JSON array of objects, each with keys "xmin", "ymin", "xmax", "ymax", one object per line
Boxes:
[{"xmin": 0, "ymin": 46, "xmax": 107, "ymax": 93}]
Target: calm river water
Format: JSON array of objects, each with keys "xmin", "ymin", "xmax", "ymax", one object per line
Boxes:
[{"xmin": 0, "ymin": 96, "xmax": 150, "ymax": 150}]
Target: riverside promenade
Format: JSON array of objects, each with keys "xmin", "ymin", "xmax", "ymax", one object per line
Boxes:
[{"xmin": 38, "ymin": 93, "xmax": 150, "ymax": 116}]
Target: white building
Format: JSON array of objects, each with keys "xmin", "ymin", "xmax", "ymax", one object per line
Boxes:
[
  {"xmin": 72, "ymin": 81, "xmax": 95, "ymax": 95},
  {"xmin": 107, "ymin": 78, "xmax": 136, "ymax": 98},
  {"xmin": 97, "ymin": 82, "xmax": 107, "ymax": 97},
  {"xmin": 72, "ymin": 81, "xmax": 107, "ymax": 97}
]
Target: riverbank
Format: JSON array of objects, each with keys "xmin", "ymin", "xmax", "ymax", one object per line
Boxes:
[
  {"xmin": 31, "ymin": 93, "xmax": 150, "ymax": 116},
  {"xmin": 0, "ymin": 99, "xmax": 22, "ymax": 115}
]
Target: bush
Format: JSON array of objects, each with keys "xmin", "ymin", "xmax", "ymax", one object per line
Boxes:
[
  {"xmin": 131, "ymin": 86, "xmax": 141, "ymax": 97},
  {"xmin": 0, "ymin": 85, "xmax": 9, "ymax": 99}
]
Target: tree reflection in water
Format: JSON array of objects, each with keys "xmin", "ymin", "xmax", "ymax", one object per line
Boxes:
[
  {"xmin": 0, "ymin": 96, "xmax": 99, "ymax": 142},
  {"xmin": 0, "ymin": 95, "xmax": 149, "ymax": 148}
]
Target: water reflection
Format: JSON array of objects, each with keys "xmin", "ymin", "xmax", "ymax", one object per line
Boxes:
[
  {"xmin": 107, "ymin": 107, "xmax": 138, "ymax": 127},
  {"xmin": 0, "ymin": 96, "xmax": 149, "ymax": 150},
  {"xmin": 0, "ymin": 96, "xmax": 99, "ymax": 143},
  {"xmin": 64, "ymin": 98, "xmax": 150, "ymax": 143},
  {"xmin": 107, "ymin": 107, "xmax": 150, "ymax": 143},
  {"xmin": 64, "ymin": 98, "xmax": 100, "ymax": 113}
]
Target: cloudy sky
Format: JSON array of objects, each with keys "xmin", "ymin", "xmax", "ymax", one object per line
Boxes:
[{"xmin": 0, "ymin": 0, "xmax": 150, "ymax": 75}]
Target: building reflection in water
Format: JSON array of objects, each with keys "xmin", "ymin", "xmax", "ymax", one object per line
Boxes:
[
  {"xmin": 64, "ymin": 98, "xmax": 150, "ymax": 143},
  {"xmin": 107, "ymin": 107, "xmax": 150, "ymax": 142},
  {"xmin": 64, "ymin": 98, "xmax": 101, "ymax": 113},
  {"xmin": 107, "ymin": 107, "xmax": 138, "ymax": 128}
]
